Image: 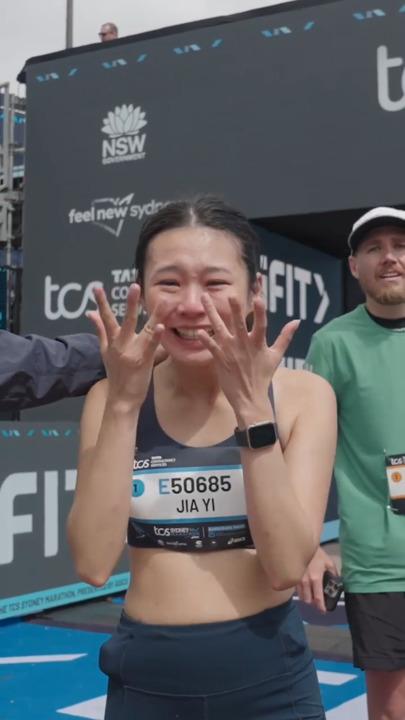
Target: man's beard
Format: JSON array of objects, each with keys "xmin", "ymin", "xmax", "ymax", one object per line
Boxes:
[{"xmin": 360, "ymin": 280, "xmax": 405, "ymax": 305}]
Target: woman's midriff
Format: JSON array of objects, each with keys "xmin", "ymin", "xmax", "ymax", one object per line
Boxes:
[{"xmin": 124, "ymin": 547, "xmax": 293, "ymax": 625}]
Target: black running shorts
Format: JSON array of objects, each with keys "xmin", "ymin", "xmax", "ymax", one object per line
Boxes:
[{"xmin": 345, "ymin": 592, "xmax": 405, "ymax": 671}]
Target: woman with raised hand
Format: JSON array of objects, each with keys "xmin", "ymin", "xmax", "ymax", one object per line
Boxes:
[{"xmin": 67, "ymin": 196, "xmax": 336, "ymax": 720}]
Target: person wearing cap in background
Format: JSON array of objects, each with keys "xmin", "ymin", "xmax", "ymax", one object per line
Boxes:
[
  {"xmin": 298, "ymin": 207, "xmax": 405, "ymax": 719},
  {"xmin": 98, "ymin": 22, "xmax": 119, "ymax": 42}
]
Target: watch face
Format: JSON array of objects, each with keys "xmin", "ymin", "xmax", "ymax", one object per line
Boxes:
[{"xmin": 249, "ymin": 423, "xmax": 277, "ymax": 448}]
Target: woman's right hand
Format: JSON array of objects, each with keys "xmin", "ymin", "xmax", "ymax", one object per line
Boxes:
[
  {"xmin": 86, "ymin": 283, "xmax": 169, "ymax": 411},
  {"xmin": 296, "ymin": 546, "xmax": 339, "ymax": 613}
]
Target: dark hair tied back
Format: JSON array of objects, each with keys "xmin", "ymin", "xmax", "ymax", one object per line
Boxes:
[{"xmin": 135, "ymin": 195, "xmax": 260, "ymax": 289}]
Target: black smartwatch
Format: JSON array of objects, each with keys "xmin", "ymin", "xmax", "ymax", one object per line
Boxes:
[{"xmin": 234, "ymin": 421, "xmax": 278, "ymax": 449}]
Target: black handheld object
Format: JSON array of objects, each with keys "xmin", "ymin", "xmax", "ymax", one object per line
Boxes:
[{"xmin": 322, "ymin": 570, "xmax": 344, "ymax": 611}]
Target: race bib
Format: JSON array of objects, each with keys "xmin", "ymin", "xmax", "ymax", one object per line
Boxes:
[
  {"xmin": 128, "ymin": 464, "xmax": 253, "ymax": 550},
  {"xmin": 385, "ymin": 454, "xmax": 405, "ymax": 515}
]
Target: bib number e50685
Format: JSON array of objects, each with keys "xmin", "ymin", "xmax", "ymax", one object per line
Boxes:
[{"xmin": 160, "ymin": 475, "xmax": 231, "ymax": 495}]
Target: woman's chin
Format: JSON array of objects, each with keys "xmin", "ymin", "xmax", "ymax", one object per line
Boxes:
[{"xmin": 168, "ymin": 347, "xmax": 214, "ymax": 365}]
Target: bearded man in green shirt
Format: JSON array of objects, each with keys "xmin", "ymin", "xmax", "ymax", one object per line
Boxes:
[{"xmin": 299, "ymin": 206, "xmax": 405, "ymax": 720}]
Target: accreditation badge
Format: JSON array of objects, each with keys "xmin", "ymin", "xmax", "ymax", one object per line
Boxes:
[{"xmin": 385, "ymin": 454, "xmax": 405, "ymax": 515}]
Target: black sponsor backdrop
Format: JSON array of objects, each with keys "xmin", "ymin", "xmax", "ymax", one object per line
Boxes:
[
  {"xmin": 22, "ymin": 0, "xmax": 401, "ymax": 342},
  {"xmin": 22, "ymin": 0, "xmax": 405, "ymax": 237},
  {"xmin": 255, "ymin": 226, "xmax": 342, "ymax": 366},
  {"xmin": 0, "ymin": 424, "xmax": 129, "ymax": 619},
  {"xmin": 22, "ymin": 0, "xmax": 405, "ymax": 344}
]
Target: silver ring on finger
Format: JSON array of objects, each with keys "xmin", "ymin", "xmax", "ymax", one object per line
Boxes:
[{"xmin": 144, "ymin": 323, "xmax": 155, "ymax": 336}]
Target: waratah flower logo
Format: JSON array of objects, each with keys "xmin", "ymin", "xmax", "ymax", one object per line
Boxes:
[{"xmin": 101, "ymin": 105, "xmax": 147, "ymax": 138}]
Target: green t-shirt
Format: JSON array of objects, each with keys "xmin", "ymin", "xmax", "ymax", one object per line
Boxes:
[{"xmin": 306, "ymin": 304, "xmax": 405, "ymax": 592}]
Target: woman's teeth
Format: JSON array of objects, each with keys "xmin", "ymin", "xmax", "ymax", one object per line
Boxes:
[{"xmin": 175, "ymin": 328, "xmax": 213, "ymax": 339}]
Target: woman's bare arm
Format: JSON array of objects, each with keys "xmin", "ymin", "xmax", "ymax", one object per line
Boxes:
[
  {"xmin": 67, "ymin": 379, "xmax": 139, "ymax": 586},
  {"xmin": 67, "ymin": 285, "xmax": 169, "ymax": 586},
  {"xmin": 241, "ymin": 370, "xmax": 337, "ymax": 589}
]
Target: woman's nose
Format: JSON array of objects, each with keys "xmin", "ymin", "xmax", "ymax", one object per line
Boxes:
[{"xmin": 178, "ymin": 286, "xmax": 205, "ymax": 314}]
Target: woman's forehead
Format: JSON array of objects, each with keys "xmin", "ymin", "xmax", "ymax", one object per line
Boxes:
[{"xmin": 146, "ymin": 225, "xmax": 243, "ymax": 264}]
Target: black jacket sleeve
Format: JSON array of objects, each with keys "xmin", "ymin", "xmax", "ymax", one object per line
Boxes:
[{"xmin": 0, "ymin": 331, "xmax": 106, "ymax": 411}]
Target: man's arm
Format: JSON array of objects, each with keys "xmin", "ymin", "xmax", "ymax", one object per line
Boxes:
[{"xmin": 0, "ymin": 331, "xmax": 105, "ymax": 411}]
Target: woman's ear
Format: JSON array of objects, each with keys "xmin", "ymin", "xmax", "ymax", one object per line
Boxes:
[
  {"xmin": 248, "ymin": 272, "xmax": 263, "ymax": 308},
  {"xmin": 246, "ymin": 273, "xmax": 263, "ymax": 330},
  {"xmin": 253, "ymin": 272, "xmax": 263, "ymax": 297},
  {"xmin": 348, "ymin": 254, "xmax": 359, "ymax": 279}
]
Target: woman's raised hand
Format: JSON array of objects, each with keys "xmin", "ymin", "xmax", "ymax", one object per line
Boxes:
[
  {"xmin": 197, "ymin": 293, "xmax": 300, "ymax": 418},
  {"xmin": 87, "ymin": 284, "xmax": 169, "ymax": 410}
]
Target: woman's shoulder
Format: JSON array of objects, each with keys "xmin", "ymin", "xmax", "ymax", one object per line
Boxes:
[{"xmin": 274, "ymin": 366, "xmax": 335, "ymax": 405}]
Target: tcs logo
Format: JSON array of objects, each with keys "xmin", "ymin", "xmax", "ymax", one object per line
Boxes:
[
  {"xmin": 133, "ymin": 459, "xmax": 150, "ymax": 470},
  {"xmin": 44, "ymin": 275, "xmax": 103, "ymax": 320}
]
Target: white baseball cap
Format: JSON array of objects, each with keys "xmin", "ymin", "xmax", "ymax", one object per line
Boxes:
[{"xmin": 348, "ymin": 206, "xmax": 405, "ymax": 253}]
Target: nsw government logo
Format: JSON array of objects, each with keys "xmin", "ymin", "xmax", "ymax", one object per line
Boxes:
[{"xmin": 101, "ymin": 104, "xmax": 147, "ymax": 165}]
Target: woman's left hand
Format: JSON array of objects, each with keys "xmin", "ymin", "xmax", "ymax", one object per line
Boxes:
[{"xmin": 198, "ymin": 294, "xmax": 299, "ymax": 419}]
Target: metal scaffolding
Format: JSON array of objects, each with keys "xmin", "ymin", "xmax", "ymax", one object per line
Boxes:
[{"xmin": 0, "ymin": 82, "xmax": 25, "ymax": 330}]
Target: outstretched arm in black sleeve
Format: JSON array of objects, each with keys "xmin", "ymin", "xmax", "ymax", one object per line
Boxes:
[{"xmin": 0, "ymin": 331, "xmax": 105, "ymax": 411}]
